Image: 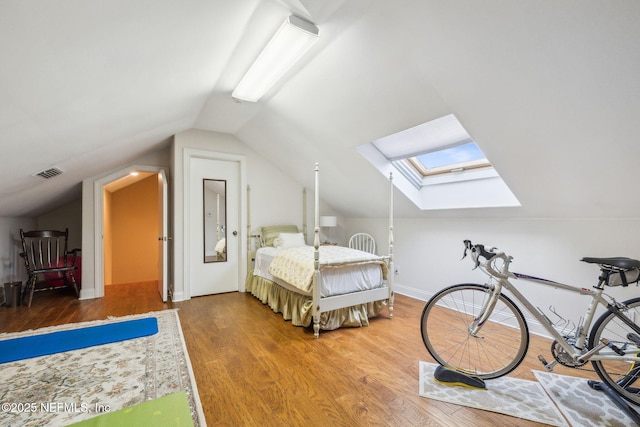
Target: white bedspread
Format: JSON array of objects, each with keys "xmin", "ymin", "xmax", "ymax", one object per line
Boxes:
[
  {"xmin": 253, "ymin": 246, "xmax": 282, "ymax": 281},
  {"xmin": 266, "ymin": 245, "xmax": 387, "ymax": 294}
]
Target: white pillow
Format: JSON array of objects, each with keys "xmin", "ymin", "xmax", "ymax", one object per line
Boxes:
[
  {"xmin": 215, "ymin": 238, "xmax": 226, "ymax": 254},
  {"xmin": 274, "ymin": 233, "xmax": 306, "ymax": 249}
]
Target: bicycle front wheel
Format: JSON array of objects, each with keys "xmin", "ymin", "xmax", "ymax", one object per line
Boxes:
[
  {"xmin": 421, "ymin": 283, "xmax": 529, "ymax": 379},
  {"xmin": 588, "ymin": 297, "xmax": 640, "ymax": 406}
]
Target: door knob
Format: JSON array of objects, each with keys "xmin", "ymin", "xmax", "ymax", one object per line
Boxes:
[{"xmin": 232, "ymin": 231, "xmax": 238, "ymax": 236}]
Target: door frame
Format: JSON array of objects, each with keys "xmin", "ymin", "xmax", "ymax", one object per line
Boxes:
[
  {"xmin": 93, "ymin": 164, "xmax": 169, "ymax": 299},
  {"xmin": 158, "ymin": 169, "xmax": 168, "ymax": 301},
  {"xmin": 182, "ymin": 149, "xmax": 247, "ymax": 299}
]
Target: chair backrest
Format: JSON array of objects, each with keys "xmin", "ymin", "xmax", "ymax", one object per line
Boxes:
[
  {"xmin": 20, "ymin": 229, "xmax": 71, "ymax": 273},
  {"xmin": 348, "ymin": 233, "xmax": 376, "ymax": 254}
]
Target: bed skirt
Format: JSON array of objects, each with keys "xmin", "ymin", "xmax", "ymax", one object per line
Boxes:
[{"xmin": 245, "ymin": 272, "xmax": 388, "ymax": 330}]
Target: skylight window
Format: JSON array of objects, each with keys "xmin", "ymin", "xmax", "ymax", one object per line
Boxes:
[
  {"xmin": 410, "ymin": 142, "xmax": 491, "ymax": 177},
  {"xmin": 357, "ymin": 114, "xmax": 520, "ymax": 210}
]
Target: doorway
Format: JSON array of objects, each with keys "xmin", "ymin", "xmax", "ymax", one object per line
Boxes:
[
  {"xmin": 94, "ymin": 165, "xmax": 169, "ymax": 302},
  {"xmin": 104, "ymin": 173, "xmax": 157, "ymax": 284}
]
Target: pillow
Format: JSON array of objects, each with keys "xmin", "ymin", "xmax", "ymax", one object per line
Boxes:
[
  {"xmin": 273, "ymin": 233, "xmax": 306, "ymax": 249},
  {"xmin": 260, "ymin": 225, "xmax": 298, "ymax": 247},
  {"xmin": 215, "ymin": 238, "xmax": 226, "ymax": 254}
]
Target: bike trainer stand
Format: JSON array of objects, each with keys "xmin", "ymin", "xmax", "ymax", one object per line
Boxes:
[{"xmin": 588, "ymin": 380, "xmax": 640, "ymax": 425}]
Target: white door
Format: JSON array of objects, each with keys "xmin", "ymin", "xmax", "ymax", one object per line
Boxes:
[
  {"xmin": 157, "ymin": 170, "xmax": 168, "ymax": 302},
  {"xmin": 189, "ymin": 158, "xmax": 240, "ymax": 296}
]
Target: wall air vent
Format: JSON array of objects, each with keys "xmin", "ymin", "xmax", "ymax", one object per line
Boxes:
[{"xmin": 35, "ymin": 167, "xmax": 64, "ymax": 179}]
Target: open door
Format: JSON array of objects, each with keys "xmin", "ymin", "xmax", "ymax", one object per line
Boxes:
[{"xmin": 158, "ymin": 170, "xmax": 168, "ymax": 302}]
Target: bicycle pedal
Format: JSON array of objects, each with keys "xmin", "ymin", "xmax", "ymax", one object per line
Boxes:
[{"xmin": 537, "ymin": 355, "xmax": 556, "ymax": 371}]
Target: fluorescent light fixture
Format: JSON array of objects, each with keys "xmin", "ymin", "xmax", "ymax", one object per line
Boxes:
[{"xmin": 232, "ymin": 15, "xmax": 319, "ymax": 102}]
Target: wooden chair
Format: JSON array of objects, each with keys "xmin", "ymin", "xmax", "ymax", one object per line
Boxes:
[
  {"xmin": 19, "ymin": 229, "xmax": 80, "ymax": 307},
  {"xmin": 348, "ymin": 233, "xmax": 376, "ymax": 254}
]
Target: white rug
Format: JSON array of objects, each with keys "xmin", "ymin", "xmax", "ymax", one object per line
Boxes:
[
  {"xmin": 0, "ymin": 310, "xmax": 205, "ymax": 427},
  {"xmin": 534, "ymin": 370, "xmax": 640, "ymax": 427},
  {"xmin": 419, "ymin": 361, "xmax": 568, "ymax": 426}
]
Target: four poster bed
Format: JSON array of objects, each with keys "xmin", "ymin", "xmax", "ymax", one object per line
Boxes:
[{"xmin": 245, "ymin": 163, "xmax": 394, "ymax": 337}]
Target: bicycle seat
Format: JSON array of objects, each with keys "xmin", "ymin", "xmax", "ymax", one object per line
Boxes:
[{"xmin": 581, "ymin": 257, "xmax": 640, "ymax": 270}]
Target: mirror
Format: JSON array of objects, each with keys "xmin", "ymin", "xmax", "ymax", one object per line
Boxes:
[{"xmin": 203, "ymin": 179, "xmax": 227, "ymax": 263}]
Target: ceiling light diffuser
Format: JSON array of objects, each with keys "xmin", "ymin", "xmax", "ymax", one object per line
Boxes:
[{"xmin": 232, "ymin": 15, "xmax": 319, "ymax": 103}]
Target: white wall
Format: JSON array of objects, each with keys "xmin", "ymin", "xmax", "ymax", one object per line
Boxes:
[
  {"xmin": 37, "ymin": 199, "xmax": 82, "ymax": 250},
  {"xmin": 345, "ymin": 216, "xmax": 640, "ymax": 337},
  {"xmin": 171, "ymin": 129, "xmax": 312, "ymax": 301},
  {"xmin": 0, "ymin": 217, "xmax": 37, "ymax": 285},
  {"xmin": 80, "ymin": 129, "xmax": 335, "ymax": 302}
]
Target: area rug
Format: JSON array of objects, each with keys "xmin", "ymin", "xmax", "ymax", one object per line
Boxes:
[
  {"xmin": 419, "ymin": 361, "xmax": 568, "ymax": 426},
  {"xmin": 534, "ymin": 370, "xmax": 639, "ymax": 427},
  {"xmin": 0, "ymin": 310, "xmax": 205, "ymax": 427}
]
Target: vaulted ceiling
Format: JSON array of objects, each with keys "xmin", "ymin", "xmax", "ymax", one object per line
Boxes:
[{"xmin": 2, "ymin": 0, "xmax": 639, "ymax": 218}]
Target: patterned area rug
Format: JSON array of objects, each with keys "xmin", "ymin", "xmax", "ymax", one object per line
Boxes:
[
  {"xmin": 0, "ymin": 310, "xmax": 205, "ymax": 427},
  {"xmin": 534, "ymin": 370, "xmax": 640, "ymax": 427},
  {"xmin": 419, "ymin": 361, "xmax": 568, "ymax": 426}
]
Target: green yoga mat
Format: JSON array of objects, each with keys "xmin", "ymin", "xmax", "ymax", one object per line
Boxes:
[
  {"xmin": 0, "ymin": 317, "xmax": 158, "ymax": 364},
  {"xmin": 67, "ymin": 391, "xmax": 194, "ymax": 427}
]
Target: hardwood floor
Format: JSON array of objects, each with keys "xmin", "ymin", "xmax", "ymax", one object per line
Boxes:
[{"xmin": 0, "ymin": 283, "xmax": 599, "ymax": 426}]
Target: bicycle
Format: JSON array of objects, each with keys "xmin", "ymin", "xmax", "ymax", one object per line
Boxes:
[{"xmin": 420, "ymin": 239, "xmax": 640, "ymax": 406}]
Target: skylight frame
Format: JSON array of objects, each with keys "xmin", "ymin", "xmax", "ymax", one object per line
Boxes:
[
  {"xmin": 359, "ymin": 113, "xmax": 521, "ymax": 211},
  {"xmin": 408, "ymin": 156, "xmax": 493, "ymax": 177},
  {"xmin": 370, "ymin": 114, "xmax": 499, "ymax": 185},
  {"xmin": 404, "ymin": 138, "xmax": 494, "ymax": 179}
]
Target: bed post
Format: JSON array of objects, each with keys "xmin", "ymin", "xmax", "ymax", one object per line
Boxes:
[
  {"xmin": 312, "ymin": 163, "xmax": 321, "ymax": 338},
  {"xmin": 303, "ymin": 188, "xmax": 307, "ymax": 243},
  {"xmin": 387, "ymin": 172, "xmax": 394, "ymax": 318},
  {"xmin": 247, "ymin": 185, "xmax": 252, "ymax": 276}
]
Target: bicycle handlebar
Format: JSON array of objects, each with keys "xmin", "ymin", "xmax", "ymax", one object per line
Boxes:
[{"xmin": 462, "ymin": 240, "xmax": 514, "ymax": 279}]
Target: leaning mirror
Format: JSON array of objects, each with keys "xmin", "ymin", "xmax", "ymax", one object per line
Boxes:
[{"xmin": 203, "ymin": 179, "xmax": 227, "ymax": 263}]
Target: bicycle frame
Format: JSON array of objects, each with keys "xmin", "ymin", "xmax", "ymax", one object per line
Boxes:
[{"xmin": 475, "ymin": 259, "xmax": 640, "ymax": 364}]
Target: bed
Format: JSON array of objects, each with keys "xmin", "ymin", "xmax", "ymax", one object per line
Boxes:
[{"xmin": 245, "ymin": 163, "xmax": 394, "ymax": 337}]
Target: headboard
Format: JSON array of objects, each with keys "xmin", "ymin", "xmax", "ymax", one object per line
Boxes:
[{"xmin": 258, "ymin": 225, "xmax": 299, "ymax": 248}]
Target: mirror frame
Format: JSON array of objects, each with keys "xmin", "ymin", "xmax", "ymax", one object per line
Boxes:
[{"xmin": 203, "ymin": 178, "xmax": 227, "ymax": 263}]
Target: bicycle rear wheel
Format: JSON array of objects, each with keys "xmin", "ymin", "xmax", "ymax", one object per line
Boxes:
[
  {"xmin": 588, "ymin": 297, "xmax": 640, "ymax": 405},
  {"xmin": 421, "ymin": 283, "xmax": 529, "ymax": 379}
]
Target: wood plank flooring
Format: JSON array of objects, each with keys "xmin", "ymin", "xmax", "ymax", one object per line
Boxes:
[{"xmin": 0, "ymin": 282, "xmax": 599, "ymax": 426}]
